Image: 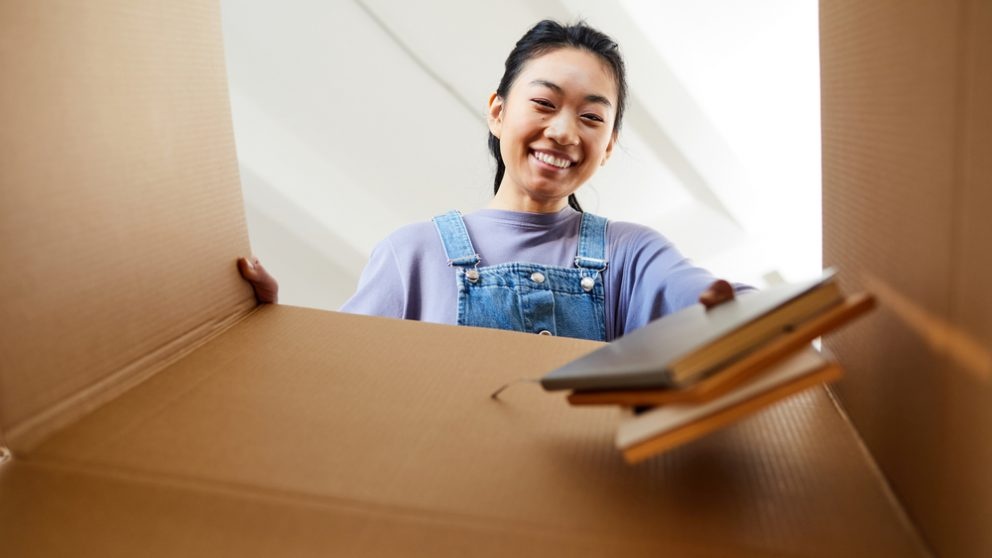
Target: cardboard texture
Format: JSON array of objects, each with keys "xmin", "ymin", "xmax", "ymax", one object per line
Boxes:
[
  {"xmin": 0, "ymin": 0, "xmax": 936, "ymax": 555},
  {"xmin": 0, "ymin": 0, "xmax": 257, "ymax": 451},
  {"xmin": 821, "ymin": 0, "xmax": 992, "ymax": 556},
  {"xmin": 3, "ymin": 306, "xmax": 925, "ymax": 557}
]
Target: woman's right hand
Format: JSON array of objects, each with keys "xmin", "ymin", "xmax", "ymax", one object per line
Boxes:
[
  {"xmin": 698, "ymin": 279, "xmax": 734, "ymax": 310},
  {"xmin": 237, "ymin": 256, "xmax": 279, "ymax": 304}
]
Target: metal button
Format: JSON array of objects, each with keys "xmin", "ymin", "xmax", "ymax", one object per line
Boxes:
[
  {"xmin": 465, "ymin": 269, "xmax": 480, "ymax": 283},
  {"xmin": 538, "ymin": 330, "xmax": 553, "ymax": 336},
  {"xmin": 580, "ymin": 276, "xmax": 596, "ymax": 292},
  {"xmin": 530, "ymin": 272, "xmax": 546, "ymax": 284}
]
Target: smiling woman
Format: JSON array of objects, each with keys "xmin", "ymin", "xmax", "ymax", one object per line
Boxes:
[
  {"xmin": 487, "ymin": 47, "xmax": 618, "ymax": 213},
  {"xmin": 240, "ymin": 20, "xmax": 750, "ymax": 342}
]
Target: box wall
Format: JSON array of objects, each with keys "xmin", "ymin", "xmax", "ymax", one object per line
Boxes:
[
  {"xmin": 821, "ymin": 1, "xmax": 992, "ymax": 556},
  {"xmin": 0, "ymin": 0, "xmax": 256, "ymax": 449}
]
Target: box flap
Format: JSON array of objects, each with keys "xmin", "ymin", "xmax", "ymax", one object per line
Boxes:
[
  {"xmin": 0, "ymin": 0, "xmax": 255, "ymax": 450},
  {"xmin": 4, "ymin": 305, "xmax": 928, "ymax": 556},
  {"xmin": 821, "ymin": 0, "xmax": 992, "ymax": 555}
]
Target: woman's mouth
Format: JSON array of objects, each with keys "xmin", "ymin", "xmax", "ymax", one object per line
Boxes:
[{"xmin": 530, "ymin": 150, "xmax": 575, "ymax": 170}]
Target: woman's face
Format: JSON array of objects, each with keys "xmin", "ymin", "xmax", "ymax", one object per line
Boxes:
[{"xmin": 488, "ymin": 47, "xmax": 618, "ymax": 213}]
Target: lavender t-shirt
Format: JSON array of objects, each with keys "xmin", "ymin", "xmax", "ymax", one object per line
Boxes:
[{"xmin": 340, "ymin": 207, "xmax": 747, "ymax": 341}]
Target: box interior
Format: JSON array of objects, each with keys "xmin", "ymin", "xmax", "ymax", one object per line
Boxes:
[{"xmin": 6, "ymin": 0, "xmax": 986, "ymax": 555}]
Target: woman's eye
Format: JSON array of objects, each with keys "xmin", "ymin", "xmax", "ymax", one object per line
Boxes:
[
  {"xmin": 582, "ymin": 114, "xmax": 604, "ymax": 123},
  {"xmin": 532, "ymin": 99, "xmax": 555, "ymax": 109}
]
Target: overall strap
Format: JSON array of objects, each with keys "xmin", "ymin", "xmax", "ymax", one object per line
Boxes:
[
  {"xmin": 431, "ymin": 211, "xmax": 481, "ymax": 268},
  {"xmin": 574, "ymin": 212, "xmax": 608, "ymax": 271}
]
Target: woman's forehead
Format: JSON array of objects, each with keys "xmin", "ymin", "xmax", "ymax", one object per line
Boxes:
[{"xmin": 513, "ymin": 47, "xmax": 618, "ymax": 102}]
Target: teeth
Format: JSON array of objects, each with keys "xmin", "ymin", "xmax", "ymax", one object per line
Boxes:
[{"xmin": 534, "ymin": 151, "xmax": 571, "ymax": 169}]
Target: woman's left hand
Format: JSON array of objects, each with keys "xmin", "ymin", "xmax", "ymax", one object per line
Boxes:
[
  {"xmin": 699, "ymin": 279, "xmax": 735, "ymax": 310},
  {"xmin": 237, "ymin": 256, "xmax": 279, "ymax": 304}
]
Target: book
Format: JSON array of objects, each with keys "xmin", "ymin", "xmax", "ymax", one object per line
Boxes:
[
  {"xmin": 566, "ymin": 292, "xmax": 874, "ymax": 407},
  {"xmin": 541, "ymin": 269, "xmax": 844, "ymax": 391},
  {"xmin": 614, "ymin": 348, "xmax": 841, "ymax": 464}
]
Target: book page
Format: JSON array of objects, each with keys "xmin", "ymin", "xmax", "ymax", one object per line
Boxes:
[{"xmin": 616, "ymin": 348, "xmax": 828, "ymax": 449}]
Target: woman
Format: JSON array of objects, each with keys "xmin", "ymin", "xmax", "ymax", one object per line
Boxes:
[{"xmin": 240, "ymin": 20, "xmax": 746, "ymax": 342}]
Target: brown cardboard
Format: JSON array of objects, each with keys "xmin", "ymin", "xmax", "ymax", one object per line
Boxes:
[
  {"xmin": 3, "ymin": 306, "xmax": 925, "ymax": 557},
  {"xmin": 0, "ymin": 0, "xmax": 933, "ymax": 556},
  {"xmin": 821, "ymin": 0, "xmax": 992, "ymax": 556},
  {"xmin": 0, "ymin": 0, "xmax": 257, "ymax": 452}
]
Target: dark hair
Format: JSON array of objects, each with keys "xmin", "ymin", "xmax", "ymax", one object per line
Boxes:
[{"xmin": 488, "ymin": 20, "xmax": 628, "ymax": 212}]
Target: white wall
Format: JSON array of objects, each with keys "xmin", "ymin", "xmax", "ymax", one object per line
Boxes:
[{"xmin": 220, "ymin": 0, "xmax": 821, "ymax": 310}]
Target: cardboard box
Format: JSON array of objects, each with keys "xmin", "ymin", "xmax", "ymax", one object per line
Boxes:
[
  {"xmin": 0, "ymin": 0, "xmax": 958, "ymax": 555},
  {"xmin": 821, "ymin": 0, "xmax": 992, "ymax": 556}
]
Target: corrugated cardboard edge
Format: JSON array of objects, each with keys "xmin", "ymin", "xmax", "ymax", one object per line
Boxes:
[
  {"xmin": 822, "ymin": 385, "xmax": 936, "ymax": 557},
  {"xmin": 6, "ymin": 303, "xmax": 259, "ymax": 453}
]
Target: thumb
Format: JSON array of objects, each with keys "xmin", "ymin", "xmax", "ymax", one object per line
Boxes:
[
  {"xmin": 700, "ymin": 279, "xmax": 734, "ymax": 310},
  {"xmin": 237, "ymin": 256, "xmax": 260, "ymax": 279}
]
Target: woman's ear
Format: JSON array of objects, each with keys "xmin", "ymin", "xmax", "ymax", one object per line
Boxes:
[
  {"xmin": 487, "ymin": 92, "xmax": 504, "ymax": 138},
  {"xmin": 601, "ymin": 131, "xmax": 618, "ymax": 166}
]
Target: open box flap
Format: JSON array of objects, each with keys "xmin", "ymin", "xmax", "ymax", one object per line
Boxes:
[
  {"xmin": 0, "ymin": 0, "xmax": 256, "ymax": 451},
  {"xmin": 821, "ymin": 0, "xmax": 992, "ymax": 554}
]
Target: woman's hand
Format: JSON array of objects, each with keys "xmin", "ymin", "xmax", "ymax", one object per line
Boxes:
[
  {"xmin": 698, "ymin": 279, "xmax": 734, "ymax": 310},
  {"xmin": 237, "ymin": 256, "xmax": 279, "ymax": 304}
]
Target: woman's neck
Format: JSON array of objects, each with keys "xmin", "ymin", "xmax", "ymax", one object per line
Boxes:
[{"xmin": 488, "ymin": 187, "xmax": 569, "ymax": 214}]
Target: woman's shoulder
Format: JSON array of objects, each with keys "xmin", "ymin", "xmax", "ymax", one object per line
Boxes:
[
  {"xmin": 380, "ymin": 219, "xmax": 439, "ymax": 245},
  {"xmin": 394, "ymin": 219, "xmax": 438, "ymax": 235},
  {"xmin": 377, "ymin": 209, "xmax": 496, "ymax": 251},
  {"xmin": 604, "ymin": 217, "xmax": 674, "ymax": 250}
]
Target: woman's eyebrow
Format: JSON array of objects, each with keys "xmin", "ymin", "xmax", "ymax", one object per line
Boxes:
[{"xmin": 529, "ymin": 79, "xmax": 613, "ymax": 108}]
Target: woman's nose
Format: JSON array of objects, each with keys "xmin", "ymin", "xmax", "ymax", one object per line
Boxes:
[{"xmin": 544, "ymin": 114, "xmax": 579, "ymax": 145}]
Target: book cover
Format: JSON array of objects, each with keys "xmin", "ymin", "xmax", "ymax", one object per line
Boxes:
[{"xmin": 541, "ymin": 270, "xmax": 839, "ymax": 391}]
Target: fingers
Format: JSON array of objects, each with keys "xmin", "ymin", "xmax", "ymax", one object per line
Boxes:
[
  {"xmin": 699, "ymin": 279, "xmax": 735, "ymax": 310},
  {"xmin": 237, "ymin": 256, "xmax": 255, "ymax": 279},
  {"xmin": 236, "ymin": 256, "xmax": 279, "ymax": 304},
  {"xmin": 238, "ymin": 256, "xmax": 270, "ymax": 280}
]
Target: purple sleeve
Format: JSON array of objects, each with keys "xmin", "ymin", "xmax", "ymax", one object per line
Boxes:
[
  {"xmin": 608, "ymin": 223, "xmax": 755, "ymax": 339},
  {"xmin": 339, "ymin": 237, "xmax": 407, "ymax": 318}
]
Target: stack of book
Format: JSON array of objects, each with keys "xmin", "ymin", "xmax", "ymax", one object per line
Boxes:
[{"xmin": 540, "ymin": 270, "xmax": 875, "ymax": 463}]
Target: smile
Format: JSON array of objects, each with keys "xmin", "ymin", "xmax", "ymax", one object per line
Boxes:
[{"xmin": 530, "ymin": 150, "xmax": 575, "ymax": 169}]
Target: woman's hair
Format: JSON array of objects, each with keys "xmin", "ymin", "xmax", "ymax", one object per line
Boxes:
[{"xmin": 489, "ymin": 20, "xmax": 628, "ymax": 212}]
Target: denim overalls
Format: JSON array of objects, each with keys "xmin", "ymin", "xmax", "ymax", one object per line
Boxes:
[{"xmin": 431, "ymin": 211, "xmax": 608, "ymax": 341}]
